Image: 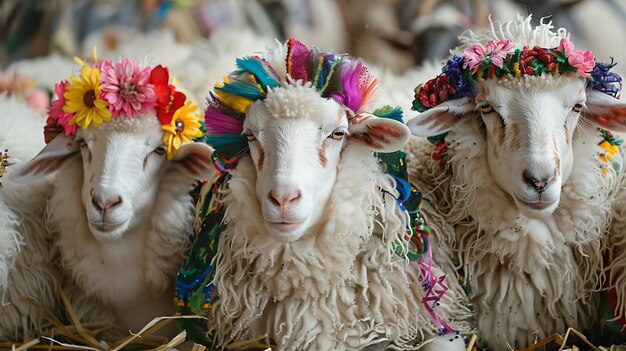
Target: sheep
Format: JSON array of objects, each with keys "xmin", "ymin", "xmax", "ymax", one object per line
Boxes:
[
  {"xmin": 0, "ymin": 94, "xmax": 58, "ymax": 339},
  {"xmin": 10, "ymin": 57, "xmax": 214, "ymax": 333},
  {"xmin": 174, "ymin": 38, "xmax": 472, "ymax": 351},
  {"xmin": 405, "ymin": 15, "xmax": 626, "ymax": 349}
]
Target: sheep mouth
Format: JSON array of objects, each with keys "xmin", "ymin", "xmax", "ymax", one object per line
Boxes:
[
  {"xmin": 267, "ymin": 221, "xmax": 304, "ymax": 233},
  {"xmin": 515, "ymin": 197, "xmax": 555, "ymax": 210},
  {"xmin": 89, "ymin": 221, "xmax": 126, "ymax": 234}
]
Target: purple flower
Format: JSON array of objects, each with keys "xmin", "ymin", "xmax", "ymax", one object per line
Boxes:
[
  {"xmin": 442, "ymin": 55, "xmax": 473, "ymax": 98},
  {"xmin": 588, "ymin": 59, "xmax": 623, "ymax": 98}
]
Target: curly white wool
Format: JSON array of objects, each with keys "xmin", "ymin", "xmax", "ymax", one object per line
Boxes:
[
  {"xmin": 208, "ymin": 142, "xmax": 471, "ymax": 350},
  {"xmin": 406, "ymin": 119, "xmax": 623, "ymax": 348},
  {"xmin": 0, "ymin": 95, "xmax": 57, "ymax": 339}
]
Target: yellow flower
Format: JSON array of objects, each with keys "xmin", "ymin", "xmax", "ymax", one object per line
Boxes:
[
  {"xmin": 63, "ymin": 65, "xmax": 111, "ymax": 129},
  {"xmin": 599, "ymin": 141, "xmax": 619, "ymax": 163},
  {"xmin": 162, "ymin": 101, "xmax": 203, "ymax": 159}
]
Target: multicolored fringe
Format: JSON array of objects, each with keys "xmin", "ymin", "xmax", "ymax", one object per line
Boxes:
[
  {"xmin": 378, "ymin": 150, "xmax": 457, "ymax": 336},
  {"xmin": 175, "ymin": 175, "xmax": 229, "ymax": 345}
]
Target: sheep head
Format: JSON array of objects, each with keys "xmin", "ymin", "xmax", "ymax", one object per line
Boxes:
[
  {"xmin": 408, "ymin": 17, "xmax": 626, "ymax": 219},
  {"xmin": 466, "ymin": 75, "xmax": 584, "ymax": 217},
  {"xmin": 13, "ymin": 113, "xmax": 214, "ymax": 241},
  {"xmin": 204, "ymin": 38, "xmax": 411, "ymax": 242},
  {"xmin": 243, "ymin": 83, "xmax": 409, "ymax": 242},
  {"xmin": 10, "ymin": 58, "xmax": 215, "ymax": 241}
]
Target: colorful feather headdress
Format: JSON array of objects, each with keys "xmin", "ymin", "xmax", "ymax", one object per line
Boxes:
[
  {"xmin": 204, "ymin": 38, "xmax": 380, "ymax": 173},
  {"xmin": 412, "ymin": 38, "xmax": 623, "ymax": 113}
]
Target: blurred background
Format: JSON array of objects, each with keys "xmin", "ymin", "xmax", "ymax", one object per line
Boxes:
[{"xmin": 1, "ymin": 0, "xmax": 626, "ymax": 113}]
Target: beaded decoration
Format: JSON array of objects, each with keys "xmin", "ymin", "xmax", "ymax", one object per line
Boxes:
[
  {"xmin": 378, "ymin": 149, "xmax": 458, "ymax": 337},
  {"xmin": 0, "ymin": 148, "xmax": 8, "ymax": 189}
]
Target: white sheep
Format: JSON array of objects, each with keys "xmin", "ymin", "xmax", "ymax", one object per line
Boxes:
[
  {"xmin": 175, "ymin": 39, "xmax": 472, "ymax": 351},
  {"xmin": 11, "ymin": 59, "xmax": 214, "ymax": 333},
  {"xmin": 0, "ymin": 94, "xmax": 58, "ymax": 339},
  {"xmin": 405, "ymin": 15, "xmax": 626, "ymax": 349}
]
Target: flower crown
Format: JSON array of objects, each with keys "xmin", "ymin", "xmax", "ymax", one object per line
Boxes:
[
  {"xmin": 413, "ymin": 38, "xmax": 623, "ymax": 113},
  {"xmin": 44, "ymin": 51, "xmax": 204, "ymax": 159},
  {"xmin": 204, "ymin": 38, "xmax": 381, "ymax": 173}
]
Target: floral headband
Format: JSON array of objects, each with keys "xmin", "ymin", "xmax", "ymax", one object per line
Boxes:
[
  {"xmin": 204, "ymin": 38, "xmax": 380, "ymax": 172},
  {"xmin": 413, "ymin": 38, "xmax": 623, "ymax": 113},
  {"xmin": 44, "ymin": 51, "xmax": 204, "ymax": 159}
]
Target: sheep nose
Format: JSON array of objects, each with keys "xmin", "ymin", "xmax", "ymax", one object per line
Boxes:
[
  {"xmin": 268, "ymin": 190, "xmax": 301, "ymax": 209},
  {"xmin": 522, "ymin": 170, "xmax": 555, "ymax": 193},
  {"xmin": 91, "ymin": 194, "xmax": 122, "ymax": 211}
]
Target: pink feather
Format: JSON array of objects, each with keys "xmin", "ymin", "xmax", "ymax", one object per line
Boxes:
[
  {"xmin": 331, "ymin": 60, "xmax": 378, "ymax": 113},
  {"xmin": 204, "ymin": 107, "xmax": 243, "ymax": 135}
]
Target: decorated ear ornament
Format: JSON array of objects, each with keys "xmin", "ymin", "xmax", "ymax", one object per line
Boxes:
[
  {"xmin": 204, "ymin": 38, "xmax": 389, "ymax": 173},
  {"xmin": 412, "ymin": 38, "xmax": 622, "ymax": 113},
  {"xmin": 44, "ymin": 48, "xmax": 204, "ymax": 159}
]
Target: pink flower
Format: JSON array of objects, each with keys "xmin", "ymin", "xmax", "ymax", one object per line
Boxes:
[
  {"xmin": 49, "ymin": 80, "xmax": 76, "ymax": 136},
  {"xmin": 463, "ymin": 40, "xmax": 514, "ymax": 74},
  {"xmin": 558, "ymin": 38, "xmax": 575, "ymax": 56},
  {"xmin": 558, "ymin": 38, "xmax": 595, "ymax": 78},
  {"xmin": 100, "ymin": 58, "xmax": 157, "ymax": 118}
]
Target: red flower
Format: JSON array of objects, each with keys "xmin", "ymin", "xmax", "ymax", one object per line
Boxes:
[
  {"xmin": 150, "ymin": 65, "xmax": 186, "ymax": 125},
  {"xmin": 519, "ymin": 46, "xmax": 557, "ymax": 76},
  {"xmin": 43, "ymin": 117, "xmax": 65, "ymax": 144},
  {"xmin": 414, "ymin": 75, "xmax": 456, "ymax": 111}
]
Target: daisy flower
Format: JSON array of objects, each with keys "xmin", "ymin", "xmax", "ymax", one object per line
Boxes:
[
  {"xmin": 463, "ymin": 40, "xmax": 514, "ymax": 74},
  {"xmin": 162, "ymin": 100, "xmax": 203, "ymax": 159},
  {"xmin": 100, "ymin": 58, "xmax": 157, "ymax": 118},
  {"xmin": 63, "ymin": 65, "xmax": 111, "ymax": 129}
]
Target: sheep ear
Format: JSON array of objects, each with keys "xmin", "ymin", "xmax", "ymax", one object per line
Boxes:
[
  {"xmin": 348, "ymin": 114, "xmax": 411, "ymax": 152},
  {"xmin": 406, "ymin": 97, "xmax": 475, "ymax": 137},
  {"xmin": 9, "ymin": 134, "xmax": 79, "ymax": 183},
  {"xmin": 170, "ymin": 142, "xmax": 216, "ymax": 181},
  {"xmin": 584, "ymin": 90, "xmax": 626, "ymax": 132}
]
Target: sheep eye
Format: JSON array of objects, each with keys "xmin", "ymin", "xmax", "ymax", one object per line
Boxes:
[
  {"xmin": 153, "ymin": 147, "xmax": 166, "ymax": 156},
  {"xmin": 244, "ymin": 130, "xmax": 256, "ymax": 142},
  {"xmin": 478, "ymin": 101, "xmax": 494, "ymax": 114},
  {"xmin": 329, "ymin": 128, "xmax": 346, "ymax": 141},
  {"xmin": 77, "ymin": 139, "xmax": 87, "ymax": 148},
  {"xmin": 573, "ymin": 101, "xmax": 585, "ymax": 113}
]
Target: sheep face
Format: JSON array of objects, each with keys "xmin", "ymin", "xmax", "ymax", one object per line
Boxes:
[
  {"xmin": 244, "ymin": 85, "xmax": 348, "ymax": 242},
  {"xmin": 12, "ymin": 113, "xmax": 215, "ymax": 241},
  {"xmin": 408, "ymin": 73, "xmax": 626, "ymax": 220},
  {"xmin": 242, "ymin": 84, "xmax": 411, "ymax": 242},
  {"xmin": 75, "ymin": 116, "xmax": 168, "ymax": 240},
  {"xmin": 476, "ymin": 76, "xmax": 583, "ymax": 219}
]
